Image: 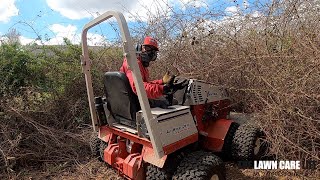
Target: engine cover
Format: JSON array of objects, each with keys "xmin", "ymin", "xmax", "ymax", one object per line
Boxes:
[{"xmin": 178, "ymin": 79, "xmax": 230, "ymax": 105}]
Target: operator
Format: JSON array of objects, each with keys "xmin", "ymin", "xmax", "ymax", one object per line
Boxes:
[{"xmin": 120, "ymin": 36, "xmax": 185, "ymax": 108}]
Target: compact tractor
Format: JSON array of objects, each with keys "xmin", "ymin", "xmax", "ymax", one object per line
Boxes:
[{"xmin": 81, "ymin": 11, "xmax": 266, "ymax": 180}]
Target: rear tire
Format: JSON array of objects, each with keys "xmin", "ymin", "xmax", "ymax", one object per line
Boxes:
[
  {"xmin": 146, "ymin": 164, "xmax": 171, "ymax": 180},
  {"xmin": 146, "ymin": 151, "xmax": 185, "ymax": 180},
  {"xmin": 173, "ymin": 151, "xmax": 225, "ymax": 180},
  {"xmin": 89, "ymin": 132, "xmax": 101, "ymax": 160},
  {"xmin": 99, "ymin": 141, "xmax": 108, "ymax": 162},
  {"xmin": 231, "ymin": 124, "xmax": 267, "ymax": 160}
]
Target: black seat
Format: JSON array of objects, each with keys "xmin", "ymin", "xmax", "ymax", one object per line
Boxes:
[{"xmin": 103, "ymin": 72, "xmax": 141, "ymax": 128}]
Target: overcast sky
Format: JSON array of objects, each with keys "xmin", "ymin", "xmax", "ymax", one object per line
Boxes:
[{"xmin": 0, "ymin": 0, "xmax": 248, "ymax": 45}]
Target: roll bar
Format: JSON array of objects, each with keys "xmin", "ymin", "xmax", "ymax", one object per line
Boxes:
[{"xmin": 80, "ymin": 11, "xmax": 164, "ymax": 158}]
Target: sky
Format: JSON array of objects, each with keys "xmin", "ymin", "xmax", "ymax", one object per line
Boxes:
[{"xmin": 0, "ymin": 0, "xmax": 255, "ymax": 45}]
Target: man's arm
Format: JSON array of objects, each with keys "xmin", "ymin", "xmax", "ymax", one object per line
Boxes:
[
  {"xmin": 149, "ymin": 79, "xmax": 163, "ymax": 84},
  {"xmin": 126, "ymin": 68, "xmax": 164, "ymax": 99}
]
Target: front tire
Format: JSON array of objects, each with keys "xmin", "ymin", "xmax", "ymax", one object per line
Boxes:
[
  {"xmin": 173, "ymin": 151, "xmax": 225, "ymax": 180},
  {"xmin": 231, "ymin": 124, "xmax": 267, "ymax": 160}
]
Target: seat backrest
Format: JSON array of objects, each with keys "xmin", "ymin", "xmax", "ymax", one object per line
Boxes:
[{"xmin": 103, "ymin": 72, "xmax": 140, "ymax": 127}]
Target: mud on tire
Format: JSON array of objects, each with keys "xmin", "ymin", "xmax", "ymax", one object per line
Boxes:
[
  {"xmin": 231, "ymin": 124, "xmax": 267, "ymax": 160},
  {"xmin": 173, "ymin": 151, "xmax": 225, "ymax": 180}
]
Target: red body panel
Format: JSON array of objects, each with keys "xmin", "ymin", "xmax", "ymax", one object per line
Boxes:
[
  {"xmin": 142, "ymin": 146, "xmax": 167, "ymax": 168},
  {"xmin": 99, "ymin": 125, "xmax": 196, "ymax": 179},
  {"xmin": 201, "ymin": 119, "xmax": 233, "ymax": 152},
  {"xmin": 105, "ymin": 143, "xmax": 119, "ymax": 165},
  {"xmin": 163, "ymin": 133, "xmax": 198, "ymax": 154},
  {"xmin": 123, "ymin": 153, "xmax": 143, "ymax": 179},
  {"xmin": 100, "ymin": 126, "xmax": 152, "ymax": 147},
  {"xmin": 104, "ymin": 141, "xmax": 144, "ymax": 179},
  {"xmin": 191, "ymin": 99, "xmax": 233, "ymax": 152},
  {"xmin": 100, "ymin": 126, "xmax": 148, "ymax": 180}
]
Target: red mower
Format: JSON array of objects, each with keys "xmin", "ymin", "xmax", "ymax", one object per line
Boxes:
[{"xmin": 81, "ymin": 11, "xmax": 267, "ymax": 180}]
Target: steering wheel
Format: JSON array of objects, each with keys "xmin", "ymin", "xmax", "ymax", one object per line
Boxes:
[
  {"xmin": 164, "ymin": 76, "xmax": 189, "ymax": 106},
  {"xmin": 166, "ymin": 75, "xmax": 176, "ymax": 106}
]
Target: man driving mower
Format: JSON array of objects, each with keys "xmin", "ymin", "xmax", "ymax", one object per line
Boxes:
[{"xmin": 120, "ymin": 36, "xmax": 185, "ymax": 108}]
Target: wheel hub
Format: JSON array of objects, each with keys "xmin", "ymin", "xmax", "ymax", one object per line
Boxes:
[
  {"xmin": 254, "ymin": 138, "xmax": 262, "ymax": 155},
  {"xmin": 210, "ymin": 174, "xmax": 219, "ymax": 180}
]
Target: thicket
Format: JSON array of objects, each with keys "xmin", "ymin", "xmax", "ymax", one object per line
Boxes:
[
  {"xmin": 0, "ymin": 38, "xmax": 123, "ymax": 178},
  {"xmin": 146, "ymin": 0, "xmax": 320, "ymax": 166},
  {"xmin": 0, "ymin": 0, "xmax": 319, "ymax": 178}
]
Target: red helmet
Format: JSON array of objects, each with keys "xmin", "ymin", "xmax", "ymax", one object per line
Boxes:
[{"xmin": 142, "ymin": 36, "xmax": 159, "ymax": 51}]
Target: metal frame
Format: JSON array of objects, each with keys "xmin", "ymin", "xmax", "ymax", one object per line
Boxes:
[{"xmin": 80, "ymin": 11, "xmax": 164, "ymax": 158}]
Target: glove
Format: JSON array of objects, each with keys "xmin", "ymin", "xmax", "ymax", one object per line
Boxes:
[{"xmin": 162, "ymin": 71, "xmax": 174, "ymax": 84}]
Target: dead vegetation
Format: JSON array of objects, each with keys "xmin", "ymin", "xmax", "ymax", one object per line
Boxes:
[
  {"xmin": 0, "ymin": 100, "xmax": 91, "ymax": 179},
  {"xmin": 143, "ymin": 0, "xmax": 319, "ymax": 176},
  {"xmin": 148, "ymin": 0, "xmax": 320, "ymax": 166}
]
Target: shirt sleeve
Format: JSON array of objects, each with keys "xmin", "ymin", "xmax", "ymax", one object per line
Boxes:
[
  {"xmin": 126, "ymin": 69, "xmax": 164, "ymax": 99},
  {"xmin": 120, "ymin": 58, "xmax": 164, "ymax": 99},
  {"xmin": 149, "ymin": 79, "xmax": 163, "ymax": 84}
]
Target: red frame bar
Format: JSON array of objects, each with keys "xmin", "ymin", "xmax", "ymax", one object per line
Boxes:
[{"xmin": 100, "ymin": 126, "xmax": 152, "ymax": 147}]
